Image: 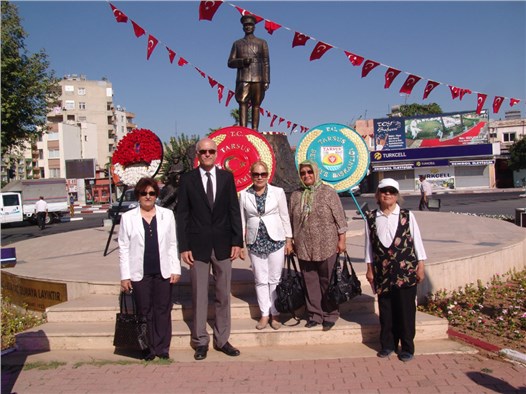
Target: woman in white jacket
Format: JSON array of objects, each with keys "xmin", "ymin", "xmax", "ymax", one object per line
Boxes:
[
  {"xmin": 119, "ymin": 177, "xmax": 181, "ymax": 360},
  {"xmin": 239, "ymin": 161, "xmax": 293, "ymax": 330}
]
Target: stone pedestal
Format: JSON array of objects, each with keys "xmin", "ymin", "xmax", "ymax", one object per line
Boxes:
[{"xmin": 262, "ymin": 133, "xmax": 299, "ymax": 195}]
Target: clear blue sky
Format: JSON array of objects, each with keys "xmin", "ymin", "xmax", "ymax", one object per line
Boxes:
[{"xmin": 16, "ymin": 1, "xmax": 525, "ymax": 147}]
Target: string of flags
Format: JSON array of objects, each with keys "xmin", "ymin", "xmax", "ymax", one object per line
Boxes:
[
  {"xmin": 198, "ymin": 1, "xmax": 523, "ymax": 115},
  {"xmin": 108, "ymin": 2, "xmax": 309, "ymax": 133}
]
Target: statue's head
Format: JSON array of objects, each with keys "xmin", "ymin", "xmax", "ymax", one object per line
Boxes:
[{"xmin": 240, "ymin": 14, "xmax": 256, "ymax": 26}]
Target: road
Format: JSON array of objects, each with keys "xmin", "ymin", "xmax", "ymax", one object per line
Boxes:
[{"xmin": 2, "ymin": 191, "xmax": 525, "ymax": 246}]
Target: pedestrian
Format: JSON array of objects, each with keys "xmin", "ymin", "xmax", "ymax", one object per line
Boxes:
[
  {"xmin": 418, "ymin": 175, "xmax": 433, "ymax": 211},
  {"xmin": 118, "ymin": 177, "xmax": 181, "ymax": 361},
  {"xmin": 34, "ymin": 196, "xmax": 48, "ymax": 230},
  {"xmin": 239, "ymin": 161, "xmax": 293, "ymax": 330},
  {"xmin": 364, "ymin": 178, "xmax": 426, "ymax": 362},
  {"xmin": 289, "ymin": 160, "xmax": 347, "ymax": 331},
  {"xmin": 69, "ymin": 194, "xmax": 75, "ymax": 217},
  {"xmin": 176, "ymin": 137, "xmax": 243, "ymax": 361},
  {"xmin": 228, "ymin": 14, "xmax": 270, "ymax": 131}
]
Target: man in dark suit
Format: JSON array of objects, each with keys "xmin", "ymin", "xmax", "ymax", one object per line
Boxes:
[
  {"xmin": 176, "ymin": 137, "xmax": 243, "ymax": 360},
  {"xmin": 228, "ymin": 14, "xmax": 270, "ymax": 131}
]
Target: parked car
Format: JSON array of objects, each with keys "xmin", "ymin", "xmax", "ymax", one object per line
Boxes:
[{"xmin": 107, "ymin": 189, "xmax": 138, "ymax": 224}]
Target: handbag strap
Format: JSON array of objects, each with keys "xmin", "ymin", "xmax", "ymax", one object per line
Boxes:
[
  {"xmin": 343, "ymin": 251, "xmax": 358, "ymax": 277},
  {"xmin": 119, "ymin": 290, "xmax": 138, "ymax": 314}
]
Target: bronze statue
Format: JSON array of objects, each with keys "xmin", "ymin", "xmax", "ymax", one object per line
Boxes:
[{"xmin": 228, "ymin": 14, "xmax": 270, "ymax": 131}]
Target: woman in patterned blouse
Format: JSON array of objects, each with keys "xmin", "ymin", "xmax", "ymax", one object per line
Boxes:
[
  {"xmin": 239, "ymin": 161, "xmax": 293, "ymax": 330},
  {"xmin": 364, "ymin": 178, "xmax": 426, "ymax": 363}
]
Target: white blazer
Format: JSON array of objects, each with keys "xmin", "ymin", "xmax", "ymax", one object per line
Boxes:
[
  {"xmin": 118, "ymin": 206, "xmax": 181, "ymax": 281},
  {"xmin": 239, "ymin": 184, "xmax": 292, "ymax": 245}
]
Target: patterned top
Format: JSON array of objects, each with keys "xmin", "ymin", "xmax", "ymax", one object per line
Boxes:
[
  {"xmin": 290, "ymin": 184, "xmax": 347, "ymax": 262},
  {"xmin": 365, "ymin": 208, "xmax": 418, "ymax": 295},
  {"xmin": 246, "ymin": 186, "xmax": 285, "ymax": 255}
]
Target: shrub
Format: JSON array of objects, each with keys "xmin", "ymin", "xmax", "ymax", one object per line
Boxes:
[{"xmin": 1, "ymin": 296, "xmax": 46, "ymax": 351}]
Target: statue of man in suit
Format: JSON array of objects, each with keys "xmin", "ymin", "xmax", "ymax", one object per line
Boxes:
[{"xmin": 228, "ymin": 14, "xmax": 270, "ymax": 131}]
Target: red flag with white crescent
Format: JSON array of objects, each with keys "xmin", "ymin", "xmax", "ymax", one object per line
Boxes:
[
  {"xmin": 362, "ymin": 60, "xmax": 380, "ymax": 78},
  {"xmin": 449, "ymin": 85, "xmax": 460, "ymax": 100},
  {"xmin": 493, "ymin": 96, "xmax": 504, "ymax": 113},
  {"xmin": 264, "ymin": 20, "xmax": 281, "ymax": 35},
  {"xmin": 459, "ymin": 89, "xmax": 472, "ymax": 101},
  {"xmin": 384, "ymin": 67, "xmax": 401, "ymax": 89},
  {"xmin": 270, "ymin": 114, "xmax": 277, "ymax": 127},
  {"xmin": 292, "ymin": 32, "xmax": 310, "ymax": 48},
  {"xmin": 266, "ymin": 110, "xmax": 271, "ymax": 117},
  {"xmin": 166, "ymin": 47, "xmax": 176, "ymax": 64},
  {"xmin": 399, "ymin": 74, "xmax": 421, "ymax": 95},
  {"xmin": 208, "ymin": 76, "xmax": 217, "ymax": 88},
  {"xmin": 510, "ymin": 98, "xmax": 521, "ymax": 107},
  {"xmin": 234, "ymin": 7, "xmax": 263, "ymax": 23},
  {"xmin": 177, "ymin": 57, "xmax": 188, "ymax": 67},
  {"xmin": 225, "ymin": 90, "xmax": 235, "ymax": 107},
  {"xmin": 309, "ymin": 41, "xmax": 333, "ymax": 61},
  {"xmin": 286, "ymin": 121, "xmax": 292, "ymax": 128},
  {"xmin": 110, "ymin": 3, "xmax": 128, "ymax": 23},
  {"xmin": 278, "ymin": 117, "xmax": 285, "ymax": 125},
  {"xmin": 291, "ymin": 124, "xmax": 298, "ymax": 133},
  {"xmin": 423, "ymin": 80, "xmax": 439, "ymax": 100},
  {"xmin": 259, "ymin": 108, "xmax": 264, "ymax": 115},
  {"xmin": 199, "ymin": 1, "xmax": 223, "ymax": 21},
  {"xmin": 132, "ymin": 21, "xmax": 145, "ymax": 38},
  {"xmin": 146, "ymin": 35, "xmax": 158, "ymax": 60},
  {"xmin": 476, "ymin": 93, "xmax": 487, "ymax": 114},
  {"xmin": 195, "ymin": 67, "xmax": 206, "ymax": 78},
  {"xmin": 217, "ymin": 84, "xmax": 224, "ymax": 103},
  {"xmin": 344, "ymin": 51, "xmax": 364, "ymax": 66}
]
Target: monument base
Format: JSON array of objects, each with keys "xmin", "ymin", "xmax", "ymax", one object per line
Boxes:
[{"xmin": 262, "ymin": 132, "xmax": 299, "ymax": 195}]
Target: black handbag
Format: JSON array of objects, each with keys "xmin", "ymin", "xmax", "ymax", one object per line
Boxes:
[
  {"xmin": 328, "ymin": 251, "xmax": 362, "ymax": 305},
  {"xmin": 274, "ymin": 254, "xmax": 306, "ymax": 320},
  {"xmin": 113, "ymin": 291, "xmax": 149, "ymax": 351}
]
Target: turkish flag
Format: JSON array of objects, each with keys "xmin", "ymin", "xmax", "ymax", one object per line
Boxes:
[
  {"xmin": 291, "ymin": 124, "xmax": 298, "ymax": 132},
  {"xmin": 166, "ymin": 47, "xmax": 176, "ymax": 64},
  {"xmin": 287, "ymin": 121, "xmax": 292, "ymax": 128},
  {"xmin": 132, "ymin": 21, "xmax": 145, "ymax": 38},
  {"xmin": 208, "ymin": 77, "xmax": 217, "ymax": 88},
  {"xmin": 199, "ymin": 1, "xmax": 223, "ymax": 21},
  {"xmin": 399, "ymin": 74, "xmax": 421, "ymax": 95},
  {"xmin": 459, "ymin": 89, "xmax": 472, "ymax": 101},
  {"xmin": 226, "ymin": 90, "xmax": 235, "ymax": 106},
  {"xmin": 423, "ymin": 80, "xmax": 439, "ymax": 100},
  {"xmin": 493, "ymin": 96, "xmax": 504, "ymax": 113},
  {"xmin": 344, "ymin": 51, "xmax": 364, "ymax": 66},
  {"xmin": 264, "ymin": 20, "xmax": 281, "ymax": 35},
  {"xmin": 259, "ymin": 107, "xmax": 264, "ymax": 115},
  {"xmin": 270, "ymin": 114, "xmax": 277, "ymax": 127},
  {"xmin": 177, "ymin": 57, "xmax": 188, "ymax": 67},
  {"xmin": 476, "ymin": 93, "xmax": 487, "ymax": 114},
  {"xmin": 292, "ymin": 32, "xmax": 310, "ymax": 47},
  {"xmin": 361, "ymin": 60, "xmax": 380, "ymax": 78},
  {"xmin": 235, "ymin": 7, "xmax": 263, "ymax": 23},
  {"xmin": 384, "ymin": 67, "xmax": 401, "ymax": 89},
  {"xmin": 278, "ymin": 117, "xmax": 285, "ymax": 125},
  {"xmin": 217, "ymin": 84, "xmax": 224, "ymax": 103},
  {"xmin": 510, "ymin": 98, "xmax": 521, "ymax": 107},
  {"xmin": 309, "ymin": 42, "xmax": 332, "ymax": 61},
  {"xmin": 195, "ymin": 67, "xmax": 206, "ymax": 78},
  {"xmin": 449, "ymin": 85, "xmax": 460, "ymax": 100},
  {"xmin": 110, "ymin": 3, "xmax": 128, "ymax": 23},
  {"xmin": 146, "ymin": 35, "xmax": 158, "ymax": 60},
  {"xmin": 266, "ymin": 110, "xmax": 271, "ymax": 117}
]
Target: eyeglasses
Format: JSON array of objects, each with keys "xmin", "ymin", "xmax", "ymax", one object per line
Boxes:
[
  {"xmin": 139, "ymin": 191, "xmax": 157, "ymax": 197},
  {"xmin": 198, "ymin": 149, "xmax": 217, "ymax": 155},
  {"xmin": 299, "ymin": 170, "xmax": 314, "ymax": 176},
  {"xmin": 251, "ymin": 172, "xmax": 268, "ymax": 178},
  {"xmin": 379, "ymin": 187, "xmax": 398, "ymax": 195}
]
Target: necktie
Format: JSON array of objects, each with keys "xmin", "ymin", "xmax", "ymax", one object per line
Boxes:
[{"xmin": 206, "ymin": 172, "xmax": 213, "ymax": 207}]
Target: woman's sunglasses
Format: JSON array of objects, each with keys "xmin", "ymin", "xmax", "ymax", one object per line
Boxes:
[
  {"xmin": 251, "ymin": 172, "xmax": 268, "ymax": 178},
  {"xmin": 139, "ymin": 191, "xmax": 157, "ymax": 197},
  {"xmin": 300, "ymin": 169, "xmax": 314, "ymax": 176},
  {"xmin": 379, "ymin": 187, "xmax": 398, "ymax": 195}
]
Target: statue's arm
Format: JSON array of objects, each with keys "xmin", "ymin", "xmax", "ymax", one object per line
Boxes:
[
  {"xmin": 262, "ymin": 40, "xmax": 270, "ymax": 86},
  {"xmin": 228, "ymin": 43, "xmax": 246, "ymax": 69}
]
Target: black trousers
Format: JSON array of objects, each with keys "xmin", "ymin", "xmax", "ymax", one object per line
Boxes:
[
  {"xmin": 36, "ymin": 212, "xmax": 46, "ymax": 229},
  {"xmin": 132, "ymin": 274, "xmax": 173, "ymax": 356},
  {"xmin": 378, "ymin": 285, "xmax": 417, "ymax": 354}
]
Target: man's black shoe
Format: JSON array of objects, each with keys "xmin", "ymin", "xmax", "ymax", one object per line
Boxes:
[
  {"xmin": 305, "ymin": 320, "xmax": 318, "ymax": 328},
  {"xmin": 158, "ymin": 353, "xmax": 170, "ymax": 360},
  {"xmin": 194, "ymin": 346, "xmax": 208, "ymax": 360},
  {"xmin": 377, "ymin": 349, "xmax": 394, "ymax": 358},
  {"xmin": 213, "ymin": 342, "xmax": 240, "ymax": 357},
  {"xmin": 322, "ymin": 321, "xmax": 335, "ymax": 331},
  {"xmin": 142, "ymin": 350, "xmax": 156, "ymax": 361}
]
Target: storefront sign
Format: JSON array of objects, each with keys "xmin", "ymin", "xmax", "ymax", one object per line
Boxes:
[
  {"xmin": 373, "ymin": 119, "xmax": 406, "ymax": 150},
  {"xmin": 371, "ymin": 143, "xmax": 494, "ymax": 163},
  {"xmin": 414, "ymin": 160, "xmax": 449, "ymax": 167},
  {"xmin": 1, "ymin": 271, "xmax": 67, "ymax": 312},
  {"xmin": 372, "ymin": 163, "xmax": 415, "ymax": 172},
  {"xmin": 450, "ymin": 160, "xmax": 495, "ymax": 166}
]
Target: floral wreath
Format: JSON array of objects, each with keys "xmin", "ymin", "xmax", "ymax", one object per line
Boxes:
[{"xmin": 111, "ymin": 128, "xmax": 163, "ymax": 186}]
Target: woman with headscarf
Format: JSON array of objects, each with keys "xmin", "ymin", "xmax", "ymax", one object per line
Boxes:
[{"xmin": 289, "ymin": 160, "xmax": 348, "ymax": 331}]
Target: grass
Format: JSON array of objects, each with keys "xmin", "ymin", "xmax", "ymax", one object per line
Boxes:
[
  {"xmin": 23, "ymin": 360, "xmax": 66, "ymax": 370},
  {"xmin": 1, "ymin": 296, "xmax": 46, "ymax": 351}
]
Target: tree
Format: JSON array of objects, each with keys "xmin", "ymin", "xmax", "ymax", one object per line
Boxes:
[
  {"xmin": 160, "ymin": 134, "xmax": 199, "ymax": 182},
  {"xmin": 509, "ymin": 138, "xmax": 526, "ymax": 171},
  {"xmin": 1, "ymin": 1, "xmax": 59, "ymax": 156},
  {"xmin": 399, "ymin": 103, "xmax": 443, "ymax": 117}
]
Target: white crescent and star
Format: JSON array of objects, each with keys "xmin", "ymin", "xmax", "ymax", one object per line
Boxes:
[{"xmin": 204, "ymin": 1, "xmax": 215, "ymax": 11}]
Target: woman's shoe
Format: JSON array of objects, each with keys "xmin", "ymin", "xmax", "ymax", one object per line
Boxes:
[
  {"xmin": 256, "ymin": 316, "xmax": 269, "ymax": 330},
  {"xmin": 270, "ymin": 316, "xmax": 282, "ymax": 330}
]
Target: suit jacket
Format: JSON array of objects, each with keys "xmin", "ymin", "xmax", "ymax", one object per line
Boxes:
[
  {"xmin": 228, "ymin": 36, "xmax": 270, "ymax": 84},
  {"xmin": 239, "ymin": 184, "xmax": 292, "ymax": 245},
  {"xmin": 176, "ymin": 167, "xmax": 243, "ymax": 262},
  {"xmin": 118, "ymin": 206, "xmax": 181, "ymax": 281}
]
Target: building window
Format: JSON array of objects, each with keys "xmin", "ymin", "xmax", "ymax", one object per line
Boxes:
[
  {"xmin": 39, "ymin": 149, "xmax": 44, "ymax": 160},
  {"xmin": 64, "ymin": 100, "xmax": 75, "ymax": 110},
  {"xmin": 49, "ymin": 168, "xmax": 61, "ymax": 178},
  {"xmin": 78, "ymin": 87, "xmax": 86, "ymax": 95},
  {"xmin": 79, "ymin": 102, "xmax": 86, "ymax": 110},
  {"xmin": 84, "ymin": 136, "xmax": 88, "ymax": 142},
  {"xmin": 64, "ymin": 85, "xmax": 74, "ymax": 94},
  {"xmin": 78, "ymin": 116, "xmax": 87, "ymax": 122},
  {"xmin": 67, "ymin": 115, "xmax": 75, "ymax": 121},
  {"xmin": 48, "ymin": 149, "xmax": 60, "ymax": 158},
  {"xmin": 47, "ymin": 132, "xmax": 59, "ymax": 140},
  {"xmin": 503, "ymin": 132, "xmax": 516, "ymax": 142},
  {"xmin": 109, "ymin": 144, "xmax": 114, "ymax": 152}
]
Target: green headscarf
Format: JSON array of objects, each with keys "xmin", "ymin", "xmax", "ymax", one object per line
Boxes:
[{"xmin": 299, "ymin": 160, "xmax": 322, "ymax": 223}]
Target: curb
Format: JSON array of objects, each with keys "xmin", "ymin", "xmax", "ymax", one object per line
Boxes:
[
  {"xmin": 499, "ymin": 348, "xmax": 526, "ymax": 365},
  {"xmin": 447, "ymin": 328, "xmax": 501, "ymax": 352}
]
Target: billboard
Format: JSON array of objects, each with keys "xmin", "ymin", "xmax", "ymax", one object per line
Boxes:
[
  {"xmin": 65, "ymin": 159, "xmax": 95, "ymax": 179},
  {"xmin": 374, "ymin": 110, "xmax": 489, "ymax": 150}
]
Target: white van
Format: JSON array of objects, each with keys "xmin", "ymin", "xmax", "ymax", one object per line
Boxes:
[{"xmin": 1, "ymin": 192, "xmax": 24, "ymax": 224}]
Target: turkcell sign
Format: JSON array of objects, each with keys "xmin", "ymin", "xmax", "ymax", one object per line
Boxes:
[{"xmin": 371, "ymin": 144, "xmax": 494, "ymax": 163}]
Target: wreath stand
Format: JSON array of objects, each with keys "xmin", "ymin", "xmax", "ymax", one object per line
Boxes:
[{"xmin": 103, "ymin": 185, "xmax": 128, "ymax": 256}]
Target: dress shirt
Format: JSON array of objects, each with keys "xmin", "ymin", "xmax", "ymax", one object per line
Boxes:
[
  {"xmin": 35, "ymin": 199, "xmax": 48, "ymax": 213},
  {"xmin": 199, "ymin": 166, "xmax": 216, "ymax": 201}
]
